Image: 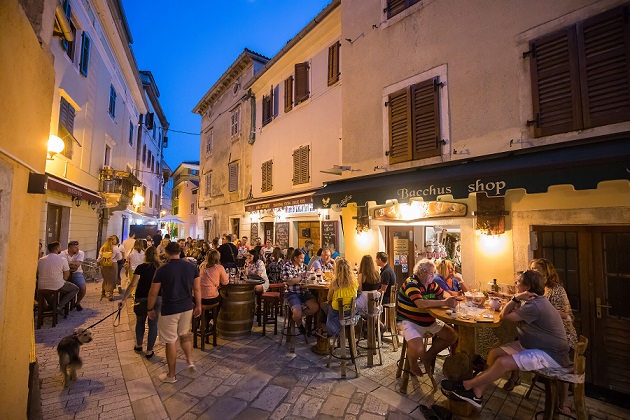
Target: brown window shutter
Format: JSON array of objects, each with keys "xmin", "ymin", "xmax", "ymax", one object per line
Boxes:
[
  {"xmin": 262, "ymin": 160, "xmax": 273, "ymax": 192},
  {"xmin": 387, "ymin": 0, "xmax": 407, "ymax": 19},
  {"xmin": 268, "ymin": 160, "xmax": 273, "ymax": 190},
  {"xmin": 411, "ymin": 78, "xmax": 441, "ymax": 159},
  {"xmin": 294, "ymin": 62, "xmax": 310, "ymax": 104},
  {"xmin": 301, "ymin": 146, "xmax": 310, "ymax": 183},
  {"xmin": 284, "ymin": 76, "xmax": 293, "ymax": 113},
  {"xmin": 577, "ymin": 5, "xmax": 630, "ymax": 128},
  {"xmin": 388, "ymin": 88, "xmax": 412, "ymax": 164},
  {"xmin": 529, "ymin": 27, "xmax": 582, "ymax": 137},
  {"xmin": 328, "ymin": 42, "xmax": 340, "ymax": 86},
  {"xmin": 292, "ymin": 150, "xmax": 300, "ymax": 185},
  {"xmin": 58, "ymin": 98, "xmax": 75, "ymax": 159},
  {"xmin": 229, "ymin": 163, "xmax": 238, "ymax": 192},
  {"xmin": 262, "ymin": 94, "xmax": 272, "ymax": 126}
]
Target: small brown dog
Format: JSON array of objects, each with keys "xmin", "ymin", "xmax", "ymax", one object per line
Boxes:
[{"xmin": 57, "ymin": 329, "xmax": 93, "ymax": 386}]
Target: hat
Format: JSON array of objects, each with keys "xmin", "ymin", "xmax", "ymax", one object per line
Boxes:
[{"xmin": 164, "ymin": 242, "xmax": 181, "ymax": 255}]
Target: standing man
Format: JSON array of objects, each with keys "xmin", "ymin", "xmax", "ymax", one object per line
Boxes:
[
  {"xmin": 38, "ymin": 242, "xmax": 79, "ymax": 314},
  {"xmin": 61, "ymin": 241, "xmax": 86, "ymax": 311},
  {"xmin": 237, "ymin": 236, "xmax": 249, "ymax": 265},
  {"xmin": 152, "ymin": 231, "xmax": 163, "ymax": 250},
  {"xmin": 218, "ymin": 234, "xmax": 238, "ymax": 269},
  {"xmin": 300, "ymin": 240, "xmax": 314, "ymax": 266},
  {"xmin": 148, "ymin": 242, "xmax": 201, "ymax": 383},
  {"xmin": 376, "ymin": 252, "xmax": 396, "ymax": 304}
]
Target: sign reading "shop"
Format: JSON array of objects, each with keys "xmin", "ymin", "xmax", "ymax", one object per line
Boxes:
[{"xmin": 397, "ymin": 178, "xmax": 507, "ymax": 201}]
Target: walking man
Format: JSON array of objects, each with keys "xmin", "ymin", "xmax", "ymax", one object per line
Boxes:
[
  {"xmin": 148, "ymin": 242, "xmax": 201, "ymax": 383},
  {"xmin": 61, "ymin": 240, "xmax": 86, "ymax": 310},
  {"xmin": 38, "ymin": 241, "xmax": 79, "ymax": 314}
]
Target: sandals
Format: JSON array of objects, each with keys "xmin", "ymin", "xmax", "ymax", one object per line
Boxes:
[{"xmin": 503, "ymin": 376, "xmax": 521, "ymax": 392}]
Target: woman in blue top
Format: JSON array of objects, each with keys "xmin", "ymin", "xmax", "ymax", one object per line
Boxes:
[{"xmin": 434, "ymin": 260, "xmax": 468, "ymax": 293}]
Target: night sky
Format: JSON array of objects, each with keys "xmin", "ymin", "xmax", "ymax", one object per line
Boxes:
[{"xmin": 121, "ymin": 0, "xmax": 332, "ymax": 169}]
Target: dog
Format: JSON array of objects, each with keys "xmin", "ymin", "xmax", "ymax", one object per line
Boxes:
[{"xmin": 57, "ymin": 329, "xmax": 93, "ymax": 386}]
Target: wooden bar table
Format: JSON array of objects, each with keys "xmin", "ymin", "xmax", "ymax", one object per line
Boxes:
[
  {"xmin": 217, "ymin": 278, "xmax": 264, "ymax": 339},
  {"xmin": 305, "ymin": 281, "xmax": 331, "ymax": 355},
  {"xmin": 428, "ymin": 306, "xmax": 502, "ymax": 417}
]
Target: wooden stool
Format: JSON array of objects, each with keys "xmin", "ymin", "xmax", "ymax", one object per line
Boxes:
[
  {"xmin": 192, "ymin": 303, "xmax": 219, "ymax": 350},
  {"xmin": 255, "ymin": 288, "xmax": 263, "ymax": 326},
  {"xmin": 327, "ymin": 297, "xmax": 360, "ymax": 378},
  {"xmin": 357, "ymin": 292, "xmax": 383, "ymax": 367},
  {"xmin": 279, "ymin": 303, "xmax": 308, "ymax": 353},
  {"xmin": 396, "ymin": 335, "xmax": 435, "ymax": 394},
  {"xmin": 268, "ymin": 283, "xmax": 284, "ymax": 315},
  {"xmin": 262, "ymin": 292, "xmax": 280, "ymax": 336},
  {"xmin": 35, "ymin": 289, "xmax": 60, "ymax": 329},
  {"xmin": 382, "ymin": 285, "xmax": 400, "ymax": 351}
]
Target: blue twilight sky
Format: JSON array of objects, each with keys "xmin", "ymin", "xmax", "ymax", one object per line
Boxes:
[{"xmin": 120, "ymin": 0, "xmax": 332, "ymax": 170}]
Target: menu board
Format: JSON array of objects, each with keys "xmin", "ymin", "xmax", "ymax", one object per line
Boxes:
[
  {"xmin": 321, "ymin": 221, "xmax": 338, "ymax": 251},
  {"xmin": 250, "ymin": 223, "xmax": 258, "ymax": 242},
  {"xmin": 275, "ymin": 222, "xmax": 289, "ymax": 249}
]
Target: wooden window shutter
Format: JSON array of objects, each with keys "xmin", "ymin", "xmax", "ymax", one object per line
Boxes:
[
  {"xmin": 529, "ymin": 27, "xmax": 582, "ymax": 137},
  {"xmin": 262, "ymin": 160, "xmax": 273, "ymax": 192},
  {"xmin": 58, "ymin": 97, "xmax": 75, "ymax": 159},
  {"xmin": 229, "ymin": 162, "xmax": 238, "ymax": 192},
  {"xmin": 80, "ymin": 32, "xmax": 90, "ymax": 76},
  {"xmin": 388, "ymin": 88, "xmax": 412, "ymax": 164},
  {"xmin": 262, "ymin": 93, "xmax": 272, "ymax": 126},
  {"xmin": 328, "ymin": 42, "xmax": 340, "ymax": 86},
  {"xmin": 284, "ymin": 76, "xmax": 293, "ymax": 113},
  {"xmin": 294, "ymin": 62, "xmax": 310, "ymax": 104},
  {"xmin": 292, "ymin": 149, "xmax": 300, "ymax": 185},
  {"xmin": 411, "ymin": 77, "xmax": 441, "ymax": 159},
  {"xmin": 577, "ymin": 5, "xmax": 630, "ymax": 128},
  {"xmin": 272, "ymin": 85, "xmax": 279, "ymax": 118},
  {"xmin": 300, "ymin": 145, "xmax": 310, "ymax": 184}
]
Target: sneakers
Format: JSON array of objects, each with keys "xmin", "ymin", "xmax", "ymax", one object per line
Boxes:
[
  {"xmin": 187, "ymin": 362, "xmax": 197, "ymax": 373},
  {"xmin": 75, "ymin": 303, "xmax": 83, "ymax": 311},
  {"xmin": 158, "ymin": 372, "xmax": 177, "ymax": 383},
  {"xmin": 297, "ymin": 324, "xmax": 307, "ymax": 335},
  {"xmin": 440, "ymin": 379, "xmax": 464, "ymax": 397},
  {"xmin": 133, "ymin": 345, "xmax": 142, "ymax": 353},
  {"xmin": 452, "ymin": 388, "xmax": 483, "ymax": 408}
]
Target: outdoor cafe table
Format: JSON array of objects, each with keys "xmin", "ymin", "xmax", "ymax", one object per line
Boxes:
[
  {"xmin": 305, "ymin": 281, "xmax": 331, "ymax": 355},
  {"xmin": 428, "ymin": 305, "xmax": 502, "ymax": 417},
  {"xmin": 217, "ymin": 277, "xmax": 265, "ymax": 339}
]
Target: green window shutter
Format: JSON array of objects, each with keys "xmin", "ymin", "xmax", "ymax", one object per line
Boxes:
[
  {"xmin": 80, "ymin": 32, "xmax": 90, "ymax": 76},
  {"xmin": 411, "ymin": 77, "xmax": 441, "ymax": 160},
  {"xmin": 388, "ymin": 88, "xmax": 412, "ymax": 164}
]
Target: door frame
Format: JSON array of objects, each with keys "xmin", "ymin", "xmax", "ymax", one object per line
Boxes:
[{"xmin": 385, "ymin": 225, "xmax": 415, "ymax": 287}]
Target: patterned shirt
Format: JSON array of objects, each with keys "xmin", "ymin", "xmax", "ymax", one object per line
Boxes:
[
  {"xmin": 397, "ymin": 275, "xmax": 444, "ymax": 327},
  {"xmin": 312, "ymin": 259, "xmax": 334, "ymax": 272},
  {"xmin": 545, "ymin": 284, "xmax": 578, "ymax": 349},
  {"xmin": 282, "ymin": 261, "xmax": 307, "ymax": 294}
]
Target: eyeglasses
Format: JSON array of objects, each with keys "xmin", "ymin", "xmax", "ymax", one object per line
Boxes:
[{"xmin": 69, "ymin": 241, "xmax": 79, "ymax": 246}]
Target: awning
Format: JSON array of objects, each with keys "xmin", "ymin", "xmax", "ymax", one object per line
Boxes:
[
  {"xmin": 313, "ymin": 136, "xmax": 630, "ymax": 209},
  {"xmin": 46, "ymin": 174, "xmax": 102, "ymax": 203},
  {"xmin": 245, "ymin": 189, "xmax": 317, "ymax": 212},
  {"xmin": 159, "ymin": 215, "xmax": 186, "ymax": 224}
]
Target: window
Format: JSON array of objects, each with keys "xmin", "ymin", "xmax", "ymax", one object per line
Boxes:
[
  {"xmin": 79, "ymin": 32, "xmax": 90, "ymax": 76},
  {"xmin": 261, "ymin": 160, "xmax": 273, "ymax": 192},
  {"xmin": 387, "ymin": 77, "xmax": 441, "ymax": 164},
  {"xmin": 262, "ymin": 87, "xmax": 273, "ymax": 126},
  {"xmin": 205, "ymin": 129, "xmax": 213, "ymax": 154},
  {"xmin": 386, "ymin": 0, "xmax": 421, "ymax": 19},
  {"xmin": 292, "ymin": 145, "xmax": 310, "ymax": 185},
  {"xmin": 294, "ymin": 62, "xmax": 310, "ymax": 104},
  {"xmin": 61, "ymin": 1, "xmax": 76, "ymax": 61},
  {"xmin": 190, "ymin": 169, "xmax": 199, "ymax": 175},
  {"xmin": 142, "ymin": 186, "xmax": 147, "ymax": 205},
  {"xmin": 328, "ymin": 41, "xmax": 340, "ymax": 86},
  {"xmin": 108, "ymin": 85, "xmax": 116, "ymax": 118},
  {"xmin": 149, "ymin": 190, "xmax": 153, "ymax": 208},
  {"xmin": 128, "ymin": 121, "xmax": 134, "ymax": 146},
  {"xmin": 58, "ymin": 97, "xmax": 76, "ymax": 159},
  {"xmin": 142, "ymin": 144, "xmax": 146, "ymax": 163},
  {"xmin": 190, "ymin": 203, "xmax": 195, "ymax": 215},
  {"xmin": 528, "ymin": 5, "xmax": 630, "ymax": 137},
  {"xmin": 146, "ymin": 151, "xmax": 151, "ymax": 168},
  {"xmin": 205, "ymin": 172, "xmax": 212, "ymax": 196},
  {"xmin": 228, "ymin": 162, "xmax": 239, "ymax": 192},
  {"xmin": 173, "ymin": 188, "xmax": 179, "ymax": 199},
  {"xmin": 104, "ymin": 145, "xmax": 111, "ymax": 166},
  {"xmin": 231, "ymin": 106, "xmax": 240, "ymax": 136},
  {"xmin": 284, "ymin": 76, "xmax": 293, "ymax": 113}
]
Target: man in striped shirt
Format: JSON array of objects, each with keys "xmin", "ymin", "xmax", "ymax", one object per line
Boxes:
[{"xmin": 397, "ymin": 259, "xmax": 458, "ymax": 383}]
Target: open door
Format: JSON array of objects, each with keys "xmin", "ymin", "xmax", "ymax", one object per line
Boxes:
[{"xmin": 385, "ymin": 226, "xmax": 415, "ymax": 286}]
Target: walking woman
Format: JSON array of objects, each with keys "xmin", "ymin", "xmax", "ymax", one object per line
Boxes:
[
  {"xmin": 99, "ymin": 236, "xmax": 117, "ymax": 301},
  {"xmin": 120, "ymin": 246, "xmax": 162, "ymax": 359}
]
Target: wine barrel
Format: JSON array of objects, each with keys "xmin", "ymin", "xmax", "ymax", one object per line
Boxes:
[{"xmin": 217, "ymin": 280, "xmax": 260, "ymax": 339}]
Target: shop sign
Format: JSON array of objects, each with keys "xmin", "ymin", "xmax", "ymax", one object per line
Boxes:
[
  {"xmin": 245, "ymin": 196, "xmax": 313, "ymax": 212},
  {"xmin": 46, "ymin": 176, "xmax": 102, "ymax": 203},
  {"xmin": 374, "ymin": 201, "xmax": 467, "ymax": 221}
]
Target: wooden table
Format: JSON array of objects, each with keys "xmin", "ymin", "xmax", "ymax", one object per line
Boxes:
[
  {"xmin": 305, "ymin": 282, "xmax": 331, "ymax": 355},
  {"xmin": 428, "ymin": 305, "xmax": 502, "ymax": 417},
  {"xmin": 217, "ymin": 278, "xmax": 264, "ymax": 339}
]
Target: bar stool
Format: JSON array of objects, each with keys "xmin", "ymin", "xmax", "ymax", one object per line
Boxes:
[
  {"xmin": 35, "ymin": 289, "xmax": 60, "ymax": 329},
  {"xmin": 395, "ymin": 334, "xmax": 435, "ymax": 394},
  {"xmin": 382, "ymin": 285, "xmax": 400, "ymax": 351},
  {"xmin": 192, "ymin": 302, "xmax": 220, "ymax": 350},
  {"xmin": 327, "ymin": 297, "xmax": 360, "ymax": 378},
  {"xmin": 356, "ymin": 291, "xmax": 383, "ymax": 367},
  {"xmin": 255, "ymin": 288, "xmax": 263, "ymax": 326},
  {"xmin": 268, "ymin": 283, "xmax": 284, "ymax": 315},
  {"xmin": 279, "ymin": 303, "xmax": 308, "ymax": 353},
  {"xmin": 262, "ymin": 291, "xmax": 280, "ymax": 336}
]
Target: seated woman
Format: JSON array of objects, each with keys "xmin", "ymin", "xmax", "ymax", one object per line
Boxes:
[
  {"xmin": 245, "ymin": 248, "xmax": 269, "ymax": 293},
  {"xmin": 355, "ymin": 254, "xmax": 382, "ymax": 314},
  {"xmin": 198, "ymin": 249, "xmax": 229, "ymax": 306},
  {"xmin": 441, "ymin": 270, "xmax": 570, "ymax": 408},
  {"xmin": 434, "ymin": 259, "xmax": 468, "ymax": 293},
  {"xmin": 266, "ymin": 247, "xmax": 284, "ymax": 284},
  {"xmin": 325, "ymin": 258, "xmax": 359, "ymax": 337}
]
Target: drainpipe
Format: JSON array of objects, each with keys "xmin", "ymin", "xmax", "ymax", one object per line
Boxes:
[{"xmin": 248, "ymin": 90, "xmax": 256, "ymax": 145}]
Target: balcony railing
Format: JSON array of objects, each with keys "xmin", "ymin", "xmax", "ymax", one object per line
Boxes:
[{"xmin": 99, "ymin": 167, "xmax": 142, "ymax": 209}]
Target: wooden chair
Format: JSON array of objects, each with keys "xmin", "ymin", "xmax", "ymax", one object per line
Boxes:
[
  {"xmin": 382, "ymin": 285, "xmax": 400, "ymax": 351},
  {"xmin": 526, "ymin": 335, "xmax": 589, "ymax": 420},
  {"xmin": 279, "ymin": 303, "xmax": 308, "ymax": 353},
  {"xmin": 327, "ymin": 297, "xmax": 360, "ymax": 378},
  {"xmin": 262, "ymin": 291, "xmax": 280, "ymax": 336},
  {"xmin": 192, "ymin": 302, "xmax": 220, "ymax": 350},
  {"xmin": 35, "ymin": 289, "xmax": 60, "ymax": 329}
]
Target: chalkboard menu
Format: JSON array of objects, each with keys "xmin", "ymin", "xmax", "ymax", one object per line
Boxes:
[
  {"xmin": 321, "ymin": 221, "xmax": 338, "ymax": 251},
  {"xmin": 275, "ymin": 222, "xmax": 289, "ymax": 249},
  {"xmin": 250, "ymin": 223, "xmax": 258, "ymax": 242}
]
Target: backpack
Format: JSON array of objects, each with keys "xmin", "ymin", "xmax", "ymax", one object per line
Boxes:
[{"xmin": 101, "ymin": 251, "xmax": 113, "ymax": 267}]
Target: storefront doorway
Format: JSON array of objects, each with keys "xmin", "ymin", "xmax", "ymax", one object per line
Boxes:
[
  {"xmin": 533, "ymin": 225, "xmax": 630, "ymax": 400},
  {"xmin": 385, "ymin": 226, "xmax": 415, "ymax": 286},
  {"xmin": 263, "ymin": 222, "xmax": 274, "ymax": 245},
  {"xmin": 46, "ymin": 203, "xmax": 64, "ymax": 244},
  {"xmin": 298, "ymin": 221, "xmax": 320, "ymax": 252}
]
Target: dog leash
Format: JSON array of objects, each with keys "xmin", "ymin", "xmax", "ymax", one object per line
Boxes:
[{"xmin": 81, "ymin": 307, "xmax": 122, "ymax": 331}]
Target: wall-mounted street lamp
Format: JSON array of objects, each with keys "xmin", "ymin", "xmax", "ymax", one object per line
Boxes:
[
  {"xmin": 47, "ymin": 135, "xmax": 65, "ymax": 159},
  {"xmin": 132, "ymin": 193, "xmax": 145, "ymax": 207},
  {"xmin": 72, "ymin": 196, "xmax": 82, "ymax": 207}
]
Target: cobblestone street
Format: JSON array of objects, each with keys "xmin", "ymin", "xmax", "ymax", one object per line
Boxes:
[{"xmin": 35, "ymin": 279, "xmax": 630, "ymax": 420}]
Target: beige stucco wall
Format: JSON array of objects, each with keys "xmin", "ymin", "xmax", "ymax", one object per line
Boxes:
[{"xmin": 0, "ymin": 0, "xmax": 55, "ymax": 417}]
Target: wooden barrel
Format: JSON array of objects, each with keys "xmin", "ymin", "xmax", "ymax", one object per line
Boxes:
[{"xmin": 217, "ymin": 282, "xmax": 257, "ymax": 339}]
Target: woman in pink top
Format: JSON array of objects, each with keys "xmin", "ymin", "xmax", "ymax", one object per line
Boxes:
[{"xmin": 199, "ymin": 249, "xmax": 229, "ymax": 306}]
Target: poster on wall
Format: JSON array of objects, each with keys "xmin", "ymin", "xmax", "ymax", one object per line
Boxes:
[
  {"xmin": 275, "ymin": 222, "xmax": 289, "ymax": 250},
  {"xmin": 251, "ymin": 223, "xmax": 258, "ymax": 243},
  {"xmin": 321, "ymin": 221, "xmax": 338, "ymax": 252},
  {"xmin": 394, "ymin": 238, "xmax": 409, "ymax": 273}
]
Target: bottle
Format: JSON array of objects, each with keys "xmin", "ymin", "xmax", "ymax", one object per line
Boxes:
[
  {"xmin": 353, "ymin": 263, "xmax": 359, "ymax": 278},
  {"xmin": 492, "ymin": 278, "xmax": 499, "ymax": 293}
]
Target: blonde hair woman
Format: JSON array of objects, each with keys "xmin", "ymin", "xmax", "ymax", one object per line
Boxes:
[
  {"xmin": 325, "ymin": 258, "xmax": 358, "ymax": 336},
  {"xmin": 99, "ymin": 236, "xmax": 117, "ymax": 301}
]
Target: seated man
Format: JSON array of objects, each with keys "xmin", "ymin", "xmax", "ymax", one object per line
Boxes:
[
  {"xmin": 282, "ymin": 249, "xmax": 319, "ymax": 335},
  {"xmin": 37, "ymin": 241, "xmax": 79, "ymax": 314},
  {"xmin": 61, "ymin": 240, "xmax": 86, "ymax": 311},
  {"xmin": 397, "ymin": 259, "xmax": 458, "ymax": 385},
  {"xmin": 441, "ymin": 270, "xmax": 570, "ymax": 408},
  {"xmin": 310, "ymin": 248, "xmax": 334, "ymax": 273}
]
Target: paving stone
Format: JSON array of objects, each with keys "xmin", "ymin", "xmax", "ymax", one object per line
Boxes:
[
  {"xmin": 251, "ymin": 385, "xmax": 289, "ymax": 412},
  {"xmin": 180, "ymin": 375, "xmax": 224, "ymax": 398},
  {"xmin": 189, "ymin": 394, "xmax": 217, "ymax": 416},
  {"xmin": 130, "ymin": 394, "xmax": 169, "ymax": 420},
  {"xmin": 291, "ymin": 394, "xmax": 324, "ymax": 418},
  {"xmin": 126, "ymin": 376, "xmax": 157, "ymax": 402},
  {"xmin": 363, "ymin": 393, "xmax": 390, "ymax": 416},
  {"xmin": 223, "ymin": 373, "xmax": 245, "ymax": 386},
  {"xmin": 98, "ymin": 405, "xmax": 135, "ymax": 419},
  {"xmin": 347, "ymin": 403, "xmax": 361, "ymax": 415},
  {"xmin": 358, "ymin": 414, "xmax": 386, "ymax": 420},
  {"xmin": 234, "ymin": 407, "xmax": 271, "ymax": 420},
  {"xmin": 201, "ymin": 396, "xmax": 247, "ymax": 420},
  {"xmin": 320, "ymin": 394, "xmax": 350, "ymax": 417},
  {"xmin": 163, "ymin": 392, "xmax": 199, "ymax": 419},
  {"xmin": 270, "ymin": 402, "xmax": 292, "ymax": 420},
  {"xmin": 332, "ymin": 381, "xmax": 356, "ymax": 398},
  {"xmin": 284, "ymin": 386, "xmax": 304, "ymax": 404},
  {"xmin": 230, "ymin": 371, "xmax": 272, "ymax": 401},
  {"xmin": 370, "ymin": 384, "xmax": 419, "ymax": 414},
  {"xmin": 122, "ymin": 360, "xmax": 149, "ymax": 381}
]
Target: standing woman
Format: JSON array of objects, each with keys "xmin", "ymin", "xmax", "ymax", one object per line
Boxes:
[
  {"xmin": 120, "ymin": 246, "xmax": 162, "ymax": 359},
  {"xmin": 111, "ymin": 235, "xmax": 124, "ymax": 294},
  {"xmin": 355, "ymin": 255, "xmax": 382, "ymax": 313},
  {"xmin": 99, "ymin": 237, "xmax": 117, "ymax": 301},
  {"xmin": 127, "ymin": 239, "xmax": 145, "ymax": 281},
  {"xmin": 325, "ymin": 258, "xmax": 359, "ymax": 336},
  {"xmin": 245, "ymin": 248, "xmax": 269, "ymax": 292}
]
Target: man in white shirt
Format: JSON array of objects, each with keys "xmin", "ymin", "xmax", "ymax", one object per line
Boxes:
[
  {"xmin": 38, "ymin": 241, "xmax": 79, "ymax": 313},
  {"xmin": 60, "ymin": 240, "xmax": 86, "ymax": 311},
  {"xmin": 122, "ymin": 232, "xmax": 136, "ymax": 260}
]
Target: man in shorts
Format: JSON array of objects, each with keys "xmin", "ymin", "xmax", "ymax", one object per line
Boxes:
[
  {"xmin": 397, "ymin": 259, "xmax": 458, "ymax": 387},
  {"xmin": 441, "ymin": 269, "xmax": 570, "ymax": 408},
  {"xmin": 148, "ymin": 242, "xmax": 201, "ymax": 383}
]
